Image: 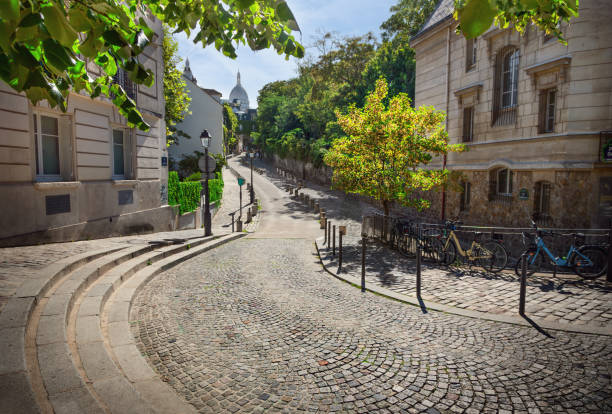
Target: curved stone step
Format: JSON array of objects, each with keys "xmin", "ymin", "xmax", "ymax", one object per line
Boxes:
[
  {"xmin": 0, "ymin": 246, "xmax": 127, "ymax": 414},
  {"xmin": 101, "ymin": 233, "xmax": 246, "ymax": 413},
  {"xmin": 35, "ymin": 245, "xmax": 157, "ymax": 413}
]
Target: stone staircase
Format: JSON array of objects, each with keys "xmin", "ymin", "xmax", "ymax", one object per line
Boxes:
[{"xmin": 0, "ymin": 232, "xmax": 245, "ymax": 413}]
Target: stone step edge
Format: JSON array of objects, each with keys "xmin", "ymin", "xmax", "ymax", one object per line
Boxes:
[
  {"xmin": 39, "ymin": 236, "xmax": 217, "ymax": 413},
  {"xmin": 314, "ymin": 239, "xmax": 612, "ymax": 337},
  {"xmin": 104, "ymin": 232, "xmax": 246, "ymax": 414}
]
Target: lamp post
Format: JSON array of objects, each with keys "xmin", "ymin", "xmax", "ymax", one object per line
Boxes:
[
  {"xmin": 200, "ymin": 130, "xmax": 212, "ymax": 236},
  {"xmin": 249, "ymin": 151, "xmax": 254, "ymax": 204}
]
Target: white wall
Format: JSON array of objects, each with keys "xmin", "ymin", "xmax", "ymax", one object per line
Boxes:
[{"xmin": 168, "ymin": 76, "xmax": 224, "ymax": 165}]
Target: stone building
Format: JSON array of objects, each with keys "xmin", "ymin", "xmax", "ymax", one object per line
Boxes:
[
  {"xmin": 223, "ymin": 71, "xmax": 257, "ymax": 153},
  {"xmin": 409, "ymin": 0, "xmax": 612, "ymax": 228},
  {"xmin": 0, "ymin": 14, "xmax": 171, "ymax": 246},
  {"xmin": 167, "ymin": 59, "xmax": 224, "ymax": 171}
]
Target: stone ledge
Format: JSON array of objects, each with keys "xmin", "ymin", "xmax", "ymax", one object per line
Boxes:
[
  {"xmin": 111, "ymin": 180, "xmax": 139, "ymax": 188},
  {"xmin": 33, "ymin": 181, "xmax": 81, "ymax": 191}
]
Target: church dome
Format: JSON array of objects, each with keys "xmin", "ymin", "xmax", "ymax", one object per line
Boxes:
[{"xmin": 229, "ymin": 71, "xmax": 249, "ymax": 111}]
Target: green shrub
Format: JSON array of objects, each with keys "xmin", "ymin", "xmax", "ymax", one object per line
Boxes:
[
  {"xmin": 208, "ymin": 178, "xmax": 223, "ymax": 204},
  {"xmin": 168, "ymin": 171, "xmax": 179, "ymax": 206},
  {"xmin": 177, "ymin": 181, "xmax": 202, "ymax": 214},
  {"xmin": 185, "ymin": 171, "xmax": 201, "ymax": 181}
]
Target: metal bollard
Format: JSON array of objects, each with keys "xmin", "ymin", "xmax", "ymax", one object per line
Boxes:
[
  {"xmin": 236, "ymin": 218, "xmax": 243, "ymax": 232},
  {"xmin": 361, "ymin": 235, "xmax": 366, "ymax": 292},
  {"xmin": 327, "ymin": 221, "xmax": 331, "ymax": 248},
  {"xmin": 332, "ymin": 225, "xmax": 336, "ymax": 257},
  {"xmin": 230, "ymin": 212, "xmax": 235, "ymax": 233},
  {"xmin": 338, "ymin": 226, "xmax": 346, "ymax": 273},
  {"xmin": 519, "ymin": 252, "xmax": 527, "ymax": 315},
  {"xmin": 416, "ymin": 223, "xmax": 421, "ymax": 297},
  {"xmin": 320, "ymin": 212, "xmax": 326, "ymax": 230},
  {"xmin": 314, "ymin": 202, "xmax": 319, "ymax": 213}
]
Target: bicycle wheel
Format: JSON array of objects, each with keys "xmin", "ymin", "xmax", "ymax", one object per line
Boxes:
[
  {"xmin": 514, "ymin": 248, "xmax": 542, "ymax": 276},
  {"xmin": 572, "ymin": 246, "xmax": 607, "ymax": 279},
  {"xmin": 477, "ymin": 241, "xmax": 508, "ymax": 273},
  {"xmin": 439, "ymin": 239, "xmax": 457, "ymax": 266},
  {"xmin": 423, "ymin": 237, "xmax": 443, "ymax": 263}
]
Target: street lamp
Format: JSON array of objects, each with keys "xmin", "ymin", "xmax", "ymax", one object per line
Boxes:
[
  {"xmin": 249, "ymin": 150, "xmax": 254, "ymax": 204},
  {"xmin": 200, "ymin": 129, "xmax": 212, "ymax": 236}
]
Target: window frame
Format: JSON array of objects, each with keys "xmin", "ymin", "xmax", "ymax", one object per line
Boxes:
[
  {"xmin": 466, "ymin": 37, "xmax": 477, "ymax": 72},
  {"xmin": 501, "ymin": 49, "xmax": 519, "ymax": 109},
  {"xmin": 459, "ymin": 181, "xmax": 471, "ymax": 211},
  {"xmin": 112, "ymin": 128, "xmax": 127, "ymax": 179},
  {"xmin": 534, "ymin": 181, "xmax": 552, "ymax": 220},
  {"xmin": 33, "ymin": 112, "xmax": 62, "ymax": 182},
  {"xmin": 462, "ymin": 106, "xmax": 474, "ymax": 143},
  {"xmin": 496, "ymin": 168, "xmax": 512, "ymax": 196}
]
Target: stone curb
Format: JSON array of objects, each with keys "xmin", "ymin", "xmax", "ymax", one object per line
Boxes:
[
  {"xmin": 106, "ymin": 232, "xmax": 246, "ymax": 414},
  {"xmin": 314, "ymin": 239, "xmax": 612, "ymax": 337}
]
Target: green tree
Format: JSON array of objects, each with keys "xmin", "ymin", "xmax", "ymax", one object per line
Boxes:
[
  {"xmin": 324, "ymin": 79, "xmax": 464, "ymax": 219},
  {"xmin": 0, "ymin": 0, "xmax": 304, "ymax": 132},
  {"xmin": 455, "ymin": 0, "xmax": 579, "ymax": 42},
  {"xmin": 163, "ymin": 25, "xmax": 191, "ymax": 146},
  {"xmin": 223, "ymin": 104, "xmax": 238, "ymax": 153},
  {"xmin": 381, "ymin": 0, "xmax": 438, "ymax": 42}
]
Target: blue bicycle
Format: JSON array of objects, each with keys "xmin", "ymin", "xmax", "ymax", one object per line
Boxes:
[{"xmin": 515, "ymin": 220, "xmax": 608, "ymax": 279}]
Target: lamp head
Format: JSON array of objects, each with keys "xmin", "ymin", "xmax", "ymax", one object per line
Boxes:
[{"xmin": 200, "ymin": 130, "xmax": 211, "ymax": 148}]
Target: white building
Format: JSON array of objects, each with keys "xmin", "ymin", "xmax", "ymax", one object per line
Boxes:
[
  {"xmin": 167, "ymin": 59, "xmax": 224, "ymax": 170},
  {"xmin": 0, "ymin": 16, "xmax": 172, "ymax": 246}
]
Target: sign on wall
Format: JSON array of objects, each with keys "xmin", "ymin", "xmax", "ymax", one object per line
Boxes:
[{"xmin": 518, "ymin": 188, "xmax": 529, "ymax": 200}]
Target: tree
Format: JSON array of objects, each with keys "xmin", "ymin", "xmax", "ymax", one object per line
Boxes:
[
  {"xmin": 0, "ymin": 0, "xmax": 304, "ymax": 132},
  {"xmin": 223, "ymin": 104, "xmax": 238, "ymax": 153},
  {"xmin": 381, "ymin": 0, "xmax": 438, "ymax": 42},
  {"xmin": 163, "ymin": 25, "xmax": 191, "ymax": 146},
  {"xmin": 455, "ymin": 0, "xmax": 579, "ymax": 42},
  {"xmin": 324, "ymin": 79, "xmax": 465, "ymax": 219}
]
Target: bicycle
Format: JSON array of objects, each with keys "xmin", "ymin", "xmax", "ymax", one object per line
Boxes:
[
  {"xmin": 390, "ymin": 218, "xmax": 443, "ymax": 262},
  {"xmin": 437, "ymin": 220, "xmax": 508, "ymax": 272},
  {"xmin": 514, "ymin": 220, "xmax": 608, "ymax": 279}
]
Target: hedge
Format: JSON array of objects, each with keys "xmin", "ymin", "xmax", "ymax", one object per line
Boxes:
[
  {"xmin": 168, "ymin": 171, "xmax": 180, "ymax": 206},
  {"xmin": 177, "ymin": 181, "xmax": 202, "ymax": 214},
  {"xmin": 208, "ymin": 178, "xmax": 223, "ymax": 204},
  {"xmin": 168, "ymin": 170, "xmax": 224, "ymax": 214}
]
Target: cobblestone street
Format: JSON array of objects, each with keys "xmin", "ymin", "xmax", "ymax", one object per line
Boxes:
[{"xmin": 131, "ymin": 238, "xmax": 612, "ymax": 413}]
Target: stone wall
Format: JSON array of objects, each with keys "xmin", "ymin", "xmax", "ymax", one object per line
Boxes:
[{"xmin": 270, "ymin": 155, "xmax": 333, "ymax": 186}]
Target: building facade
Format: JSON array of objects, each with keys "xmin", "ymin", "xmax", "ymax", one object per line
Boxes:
[
  {"xmin": 223, "ymin": 71, "xmax": 257, "ymax": 153},
  {"xmin": 0, "ymin": 14, "xmax": 172, "ymax": 246},
  {"xmin": 410, "ymin": 0, "xmax": 612, "ymax": 228},
  {"xmin": 167, "ymin": 59, "xmax": 224, "ymax": 171}
]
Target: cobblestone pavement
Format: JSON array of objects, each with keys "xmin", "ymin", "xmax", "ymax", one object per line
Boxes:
[
  {"xmin": 131, "ymin": 238, "xmax": 612, "ymax": 414},
  {"xmin": 320, "ymin": 237, "xmax": 612, "ymax": 329}
]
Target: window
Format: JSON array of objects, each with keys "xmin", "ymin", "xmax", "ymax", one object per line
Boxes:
[
  {"xmin": 459, "ymin": 181, "xmax": 471, "ymax": 211},
  {"xmin": 489, "ymin": 168, "xmax": 513, "ymax": 201},
  {"xmin": 492, "ymin": 47, "xmax": 519, "ymax": 125},
  {"xmin": 113, "ymin": 129, "xmax": 125, "ymax": 177},
  {"xmin": 112, "ymin": 69, "xmax": 136, "ymax": 100},
  {"xmin": 33, "ymin": 114, "xmax": 61, "ymax": 179},
  {"xmin": 539, "ymin": 89, "xmax": 556, "ymax": 133},
  {"xmin": 466, "ymin": 37, "xmax": 477, "ymax": 71},
  {"xmin": 534, "ymin": 181, "xmax": 552, "ymax": 221},
  {"xmin": 462, "ymin": 107, "xmax": 474, "ymax": 142}
]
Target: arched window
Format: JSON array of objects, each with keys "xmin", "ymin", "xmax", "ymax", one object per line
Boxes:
[
  {"xmin": 488, "ymin": 167, "xmax": 513, "ymax": 202},
  {"xmin": 534, "ymin": 181, "xmax": 552, "ymax": 221},
  {"xmin": 492, "ymin": 47, "xmax": 519, "ymax": 125}
]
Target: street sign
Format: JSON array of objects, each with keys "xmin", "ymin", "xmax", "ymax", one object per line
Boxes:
[
  {"xmin": 237, "ymin": 177, "xmax": 245, "ymax": 186},
  {"xmin": 198, "ymin": 155, "xmax": 217, "ymax": 173},
  {"xmin": 519, "ymin": 188, "xmax": 529, "ymax": 200}
]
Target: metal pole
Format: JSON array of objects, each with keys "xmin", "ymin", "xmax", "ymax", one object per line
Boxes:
[
  {"xmin": 239, "ymin": 183, "xmax": 242, "ymax": 220},
  {"xmin": 250, "ymin": 156, "xmax": 254, "ymax": 204},
  {"xmin": 416, "ymin": 223, "xmax": 421, "ymax": 297},
  {"xmin": 204, "ymin": 148, "xmax": 212, "ymax": 236},
  {"xmin": 519, "ymin": 252, "xmax": 527, "ymax": 316},
  {"xmin": 338, "ymin": 231, "xmax": 343, "ymax": 273},
  {"xmin": 332, "ymin": 225, "xmax": 336, "ymax": 257},
  {"xmin": 361, "ymin": 235, "xmax": 366, "ymax": 292},
  {"xmin": 231, "ymin": 213, "xmax": 235, "ymax": 233},
  {"xmin": 327, "ymin": 221, "xmax": 331, "ymax": 248}
]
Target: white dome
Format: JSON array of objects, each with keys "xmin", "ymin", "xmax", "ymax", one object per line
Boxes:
[{"xmin": 229, "ymin": 71, "xmax": 249, "ymax": 111}]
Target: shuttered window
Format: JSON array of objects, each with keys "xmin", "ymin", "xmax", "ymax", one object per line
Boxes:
[
  {"xmin": 34, "ymin": 114, "xmax": 60, "ymax": 178},
  {"xmin": 539, "ymin": 89, "xmax": 556, "ymax": 133},
  {"xmin": 113, "ymin": 129, "xmax": 125, "ymax": 177},
  {"xmin": 492, "ymin": 47, "xmax": 519, "ymax": 126},
  {"xmin": 489, "ymin": 168, "xmax": 513, "ymax": 202},
  {"xmin": 462, "ymin": 107, "xmax": 474, "ymax": 142},
  {"xmin": 466, "ymin": 37, "xmax": 477, "ymax": 71}
]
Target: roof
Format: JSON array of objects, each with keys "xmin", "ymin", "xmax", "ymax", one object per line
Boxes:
[
  {"xmin": 411, "ymin": 0, "xmax": 454, "ymax": 42},
  {"xmin": 201, "ymin": 88, "xmax": 222, "ymax": 97}
]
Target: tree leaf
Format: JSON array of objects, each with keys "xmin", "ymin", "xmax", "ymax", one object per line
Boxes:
[
  {"xmin": 458, "ymin": 0, "xmax": 497, "ymax": 39},
  {"xmin": 68, "ymin": 8, "xmax": 92, "ymax": 32},
  {"xmin": 0, "ymin": 0, "xmax": 19, "ymax": 21},
  {"xmin": 19, "ymin": 13, "xmax": 43, "ymax": 28},
  {"xmin": 42, "ymin": 39, "xmax": 75, "ymax": 73},
  {"xmin": 41, "ymin": 4, "xmax": 78, "ymax": 47},
  {"xmin": 275, "ymin": 2, "xmax": 300, "ymax": 32}
]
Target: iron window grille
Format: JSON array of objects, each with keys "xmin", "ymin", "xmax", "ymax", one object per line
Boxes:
[
  {"xmin": 459, "ymin": 181, "xmax": 471, "ymax": 211},
  {"xmin": 538, "ymin": 89, "xmax": 556, "ymax": 133},
  {"xmin": 492, "ymin": 47, "xmax": 519, "ymax": 126},
  {"xmin": 112, "ymin": 69, "xmax": 136, "ymax": 100}
]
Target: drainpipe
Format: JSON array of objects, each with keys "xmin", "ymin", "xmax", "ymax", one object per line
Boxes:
[{"xmin": 441, "ymin": 25, "xmax": 451, "ymax": 221}]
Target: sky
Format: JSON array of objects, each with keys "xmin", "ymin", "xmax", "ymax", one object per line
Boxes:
[{"xmin": 175, "ymin": 0, "xmax": 397, "ymax": 108}]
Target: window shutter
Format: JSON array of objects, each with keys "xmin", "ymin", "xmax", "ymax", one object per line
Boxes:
[
  {"xmin": 538, "ymin": 90, "xmax": 547, "ymax": 134},
  {"xmin": 492, "ymin": 54, "xmax": 502, "ymax": 125},
  {"xmin": 124, "ymin": 129, "xmax": 134, "ymax": 179},
  {"xmin": 59, "ymin": 115, "xmax": 73, "ymax": 181},
  {"xmin": 509, "ymin": 170, "xmax": 514, "ymax": 194}
]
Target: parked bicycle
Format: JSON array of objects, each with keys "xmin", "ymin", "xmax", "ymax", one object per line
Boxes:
[
  {"xmin": 437, "ymin": 220, "xmax": 508, "ymax": 272},
  {"xmin": 390, "ymin": 218, "xmax": 443, "ymax": 262},
  {"xmin": 514, "ymin": 220, "xmax": 608, "ymax": 279}
]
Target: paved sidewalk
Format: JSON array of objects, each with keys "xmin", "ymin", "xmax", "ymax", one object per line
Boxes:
[
  {"xmin": 212, "ymin": 166, "xmax": 260, "ymax": 234},
  {"xmin": 245, "ymin": 159, "xmax": 612, "ymax": 332}
]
